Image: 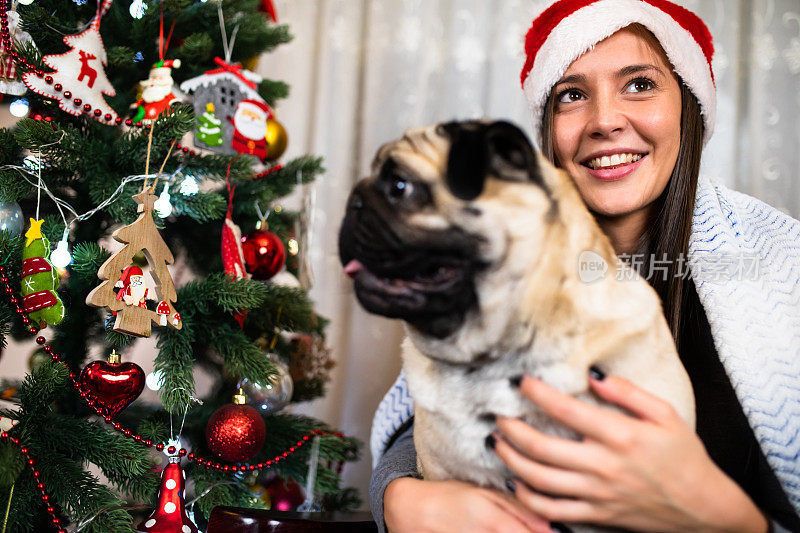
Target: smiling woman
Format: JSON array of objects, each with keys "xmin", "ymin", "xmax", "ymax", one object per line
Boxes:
[
  {"xmin": 539, "ymin": 23, "xmax": 702, "ymax": 343},
  {"xmin": 368, "ymin": 1, "xmax": 800, "ymax": 532}
]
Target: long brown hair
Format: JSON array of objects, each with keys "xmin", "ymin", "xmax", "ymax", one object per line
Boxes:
[{"xmin": 539, "ymin": 24, "xmax": 705, "ymax": 351}]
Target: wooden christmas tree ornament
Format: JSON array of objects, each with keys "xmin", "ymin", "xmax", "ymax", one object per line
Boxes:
[{"xmin": 86, "ymin": 185, "xmax": 182, "ymax": 337}]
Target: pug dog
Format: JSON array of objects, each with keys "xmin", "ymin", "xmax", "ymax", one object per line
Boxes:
[{"xmin": 339, "ymin": 120, "xmax": 695, "ymax": 532}]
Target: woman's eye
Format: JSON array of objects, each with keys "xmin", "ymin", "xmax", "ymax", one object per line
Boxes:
[
  {"xmin": 557, "ymin": 89, "xmax": 584, "ymax": 104},
  {"xmin": 625, "ymin": 78, "xmax": 655, "ymax": 93},
  {"xmin": 389, "ymin": 177, "xmax": 413, "ymax": 199}
]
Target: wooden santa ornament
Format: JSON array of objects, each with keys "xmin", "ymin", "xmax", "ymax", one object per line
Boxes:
[{"xmin": 86, "ymin": 185, "xmax": 181, "ymax": 337}]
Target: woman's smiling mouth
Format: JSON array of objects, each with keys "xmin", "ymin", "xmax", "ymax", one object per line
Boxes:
[{"xmin": 581, "ymin": 152, "xmax": 648, "ymax": 181}]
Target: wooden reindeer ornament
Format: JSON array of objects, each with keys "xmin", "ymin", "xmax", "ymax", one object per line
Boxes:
[{"xmin": 86, "ymin": 185, "xmax": 182, "ymax": 337}]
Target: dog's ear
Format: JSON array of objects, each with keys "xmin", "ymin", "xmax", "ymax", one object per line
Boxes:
[
  {"xmin": 484, "ymin": 121, "xmax": 541, "ymax": 184},
  {"xmin": 438, "ymin": 121, "xmax": 489, "ymax": 201},
  {"xmin": 438, "ymin": 120, "xmax": 543, "ymax": 201}
]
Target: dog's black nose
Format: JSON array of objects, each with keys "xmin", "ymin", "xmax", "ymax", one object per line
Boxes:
[{"xmin": 347, "ymin": 191, "xmax": 363, "ymax": 211}]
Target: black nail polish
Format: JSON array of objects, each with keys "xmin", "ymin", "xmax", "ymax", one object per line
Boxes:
[
  {"xmin": 589, "ymin": 365, "xmax": 606, "ymax": 381},
  {"xmin": 509, "ymin": 375, "xmax": 523, "ymax": 388},
  {"xmin": 478, "ymin": 412, "xmax": 496, "ymax": 423},
  {"xmin": 484, "ymin": 434, "xmax": 496, "ymax": 450},
  {"xmin": 550, "ymin": 522, "xmax": 573, "ymax": 533},
  {"xmin": 505, "ymin": 479, "xmax": 516, "ymax": 493}
]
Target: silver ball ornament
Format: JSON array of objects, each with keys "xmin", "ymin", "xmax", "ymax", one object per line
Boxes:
[
  {"xmin": 241, "ymin": 353, "xmax": 293, "ymax": 414},
  {"xmin": 0, "ymin": 201, "xmax": 24, "ymax": 237}
]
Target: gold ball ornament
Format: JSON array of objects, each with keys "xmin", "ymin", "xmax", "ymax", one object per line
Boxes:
[
  {"xmin": 265, "ymin": 118, "xmax": 288, "ymax": 162},
  {"xmin": 242, "ymin": 56, "xmax": 260, "ymax": 72},
  {"xmin": 249, "ymin": 484, "xmax": 271, "ymax": 508}
]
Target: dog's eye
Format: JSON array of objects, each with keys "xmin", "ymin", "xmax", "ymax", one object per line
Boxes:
[{"xmin": 389, "ymin": 177, "xmax": 413, "ymax": 200}]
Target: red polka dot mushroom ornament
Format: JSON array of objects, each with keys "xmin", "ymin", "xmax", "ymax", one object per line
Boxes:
[{"xmin": 137, "ymin": 455, "xmax": 198, "ymax": 533}]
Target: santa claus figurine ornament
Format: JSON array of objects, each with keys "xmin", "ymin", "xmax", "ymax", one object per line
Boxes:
[
  {"xmin": 231, "ymin": 99, "xmax": 271, "ymax": 159},
  {"xmin": 133, "ymin": 59, "xmax": 182, "ymax": 122}
]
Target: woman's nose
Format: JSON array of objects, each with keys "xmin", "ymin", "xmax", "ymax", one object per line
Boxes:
[{"xmin": 586, "ymin": 95, "xmax": 627, "ymax": 138}]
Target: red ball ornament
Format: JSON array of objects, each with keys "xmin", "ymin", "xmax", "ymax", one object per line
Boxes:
[
  {"xmin": 78, "ymin": 351, "xmax": 144, "ymax": 418},
  {"xmin": 206, "ymin": 389, "xmax": 266, "ymax": 462},
  {"xmin": 264, "ymin": 476, "xmax": 305, "ymax": 512},
  {"xmin": 241, "ymin": 228, "xmax": 285, "ymax": 280}
]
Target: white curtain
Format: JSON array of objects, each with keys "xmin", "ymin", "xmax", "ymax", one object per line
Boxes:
[{"xmin": 255, "ymin": 0, "xmax": 800, "ymax": 507}]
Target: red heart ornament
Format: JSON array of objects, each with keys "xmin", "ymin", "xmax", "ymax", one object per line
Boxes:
[{"xmin": 79, "ymin": 360, "xmax": 145, "ymax": 418}]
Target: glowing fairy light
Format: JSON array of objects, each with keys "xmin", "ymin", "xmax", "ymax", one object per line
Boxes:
[
  {"xmin": 50, "ymin": 230, "xmax": 72, "ymax": 268},
  {"xmin": 146, "ymin": 370, "xmax": 164, "ymax": 391},
  {"xmin": 179, "ymin": 175, "xmax": 199, "ymax": 196},
  {"xmin": 154, "ymin": 183, "xmax": 173, "ymax": 218},
  {"xmin": 9, "ymin": 98, "xmax": 29, "ymax": 118},
  {"xmin": 129, "ymin": 0, "xmax": 146, "ymax": 19}
]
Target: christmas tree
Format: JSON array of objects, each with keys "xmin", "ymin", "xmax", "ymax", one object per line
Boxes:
[
  {"xmin": 0, "ymin": 1, "xmax": 361, "ymax": 532},
  {"xmin": 197, "ymin": 103, "xmax": 224, "ymax": 147}
]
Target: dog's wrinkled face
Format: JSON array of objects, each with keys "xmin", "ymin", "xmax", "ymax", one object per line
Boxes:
[{"xmin": 339, "ymin": 120, "xmax": 551, "ymax": 340}]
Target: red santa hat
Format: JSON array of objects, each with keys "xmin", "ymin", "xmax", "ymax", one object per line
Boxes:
[
  {"xmin": 236, "ymin": 99, "xmax": 273, "ymax": 119},
  {"xmin": 152, "ymin": 59, "xmax": 181, "ymax": 70},
  {"xmin": 520, "ymin": 0, "xmax": 716, "ymax": 148},
  {"xmin": 118, "ymin": 265, "xmax": 144, "ymax": 286}
]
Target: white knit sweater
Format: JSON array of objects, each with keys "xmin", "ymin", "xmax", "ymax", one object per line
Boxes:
[{"xmin": 369, "ymin": 174, "xmax": 800, "ymax": 515}]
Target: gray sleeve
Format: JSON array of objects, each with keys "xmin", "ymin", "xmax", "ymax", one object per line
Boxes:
[
  {"xmin": 369, "ymin": 421, "xmax": 422, "ymax": 533},
  {"xmin": 768, "ymin": 517, "xmax": 794, "ymax": 533}
]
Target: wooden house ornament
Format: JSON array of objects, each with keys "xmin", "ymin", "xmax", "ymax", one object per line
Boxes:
[{"xmin": 86, "ymin": 185, "xmax": 182, "ymax": 337}]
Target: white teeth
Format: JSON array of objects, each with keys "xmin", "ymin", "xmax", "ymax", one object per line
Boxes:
[{"xmin": 587, "ymin": 153, "xmax": 643, "ymax": 169}]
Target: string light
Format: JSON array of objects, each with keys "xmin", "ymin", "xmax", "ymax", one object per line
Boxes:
[
  {"xmin": 146, "ymin": 369, "xmax": 164, "ymax": 391},
  {"xmin": 50, "ymin": 229, "xmax": 72, "ymax": 268},
  {"xmin": 129, "ymin": 0, "xmax": 146, "ymax": 19},
  {"xmin": 22, "ymin": 155, "xmax": 39, "ymax": 172},
  {"xmin": 154, "ymin": 183, "xmax": 173, "ymax": 218},
  {"xmin": 9, "ymin": 97, "xmax": 29, "ymax": 118},
  {"xmin": 179, "ymin": 174, "xmax": 199, "ymax": 195}
]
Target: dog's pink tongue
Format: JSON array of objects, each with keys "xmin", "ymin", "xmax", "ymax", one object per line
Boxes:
[{"xmin": 344, "ymin": 259, "xmax": 365, "ymax": 278}]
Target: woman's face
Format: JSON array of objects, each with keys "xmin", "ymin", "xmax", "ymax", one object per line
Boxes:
[{"xmin": 552, "ymin": 28, "xmax": 682, "ymax": 218}]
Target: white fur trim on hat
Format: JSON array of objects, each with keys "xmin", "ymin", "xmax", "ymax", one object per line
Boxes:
[{"xmin": 522, "ymin": 0, "xmax": 716, "ymax": 148}]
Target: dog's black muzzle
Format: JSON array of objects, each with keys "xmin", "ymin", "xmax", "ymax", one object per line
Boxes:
[{"xmin": 339, "ymin": 181, "xmax": 481, "ymax": 339}]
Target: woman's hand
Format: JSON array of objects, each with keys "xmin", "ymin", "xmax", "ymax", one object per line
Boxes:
[
  {"xmin": 490, "ymin": 372, "xmax": 769, "ymax": 533},
  {"xmin": 384, "ymin": 477, "xmax": 554, "ymax": 533}
]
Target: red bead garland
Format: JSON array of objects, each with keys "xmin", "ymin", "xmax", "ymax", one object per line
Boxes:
[
  {"xmin": 0, "ymin": 432, "xmax": 68, "ymax": 533},
  {"xmin": 0, "ymin": 265, "xmax": 345, "ymax": 476}
]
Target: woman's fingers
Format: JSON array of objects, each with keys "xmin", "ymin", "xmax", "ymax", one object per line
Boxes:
[
  {"xmin": 491, "ymin": 426, "xmax": 607, "ymax": 499},
  {"xmin": 513, "ymin": 375, "xmax": 637, "ymax": 445},
  {"xmin": 486, "ymin": 490, "xmax": 557, "ymax": 533},
  {"xmin": 509, "ymin": 479, "xmax": 605, "ymax": 525},
  {"xmin": 494, "ymin": 415, "xmax": 607, "ymax": 474},
  {"xmin": 588, "ymin": 373, "xmax": 682, "ymax": 427}
]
